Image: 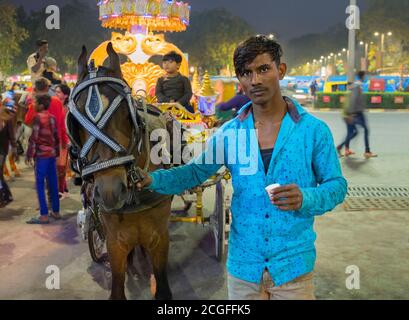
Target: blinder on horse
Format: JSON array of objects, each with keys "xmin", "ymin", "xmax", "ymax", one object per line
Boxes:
[{"xmin": 66, "ymin": 61, "xmax": 145, "ymax": 185}]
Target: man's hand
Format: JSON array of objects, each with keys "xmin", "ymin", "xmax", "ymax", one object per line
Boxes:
[
  {"xmin": 269, "ymin": 184, "xmax": 303, "ymax": 211},
  {"xmin": 135, "ymin": 171, "xmax": 153, "ymax": 191}
]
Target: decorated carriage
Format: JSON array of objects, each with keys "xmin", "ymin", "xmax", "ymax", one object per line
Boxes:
[{"xmin": 77, "ymin": 0, "xmax": 233, "ymax": 267}]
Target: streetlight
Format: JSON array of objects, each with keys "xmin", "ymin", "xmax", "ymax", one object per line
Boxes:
[{"xmin": 374, "ymin": 31, "xmax": 393, "ymax": 72}]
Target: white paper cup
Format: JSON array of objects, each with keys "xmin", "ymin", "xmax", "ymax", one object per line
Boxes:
[{"xmin": 265, "ymin": 183, "xmax": 280, "ymax": 198}]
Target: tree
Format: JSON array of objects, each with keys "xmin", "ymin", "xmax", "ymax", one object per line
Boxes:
[
  {"xmin": 0, "ymin": 2, "xmax": 28, "ymax": 77},
  {"xmin": 168, "ymin": 8, "xmax": 254, "ymax": 74},
  {"xmin": 285, "ymin": 24, "xmax": 348, "ymax": 69},
  {"xmin": 14, "ymin": 0, "xmax": 109, "ymax": 74},
  {"xmin": 359, "ymin": 0, "xmax": 409, "ymax": 72}
]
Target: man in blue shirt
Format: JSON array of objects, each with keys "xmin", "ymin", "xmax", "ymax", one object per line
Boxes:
[{"xmin": 137, "ymin": 35, "xmax": 347, "ymax": 300}]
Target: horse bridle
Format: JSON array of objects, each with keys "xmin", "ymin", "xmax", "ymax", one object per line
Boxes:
[{"xmin": 67, "ymin": 62, "xmax": 146, "ymax": 185}]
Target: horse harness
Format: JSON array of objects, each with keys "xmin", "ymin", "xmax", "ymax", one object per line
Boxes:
[{"xmin": 66, "ymin": 63, "xmax": 150, "ymax": 205}]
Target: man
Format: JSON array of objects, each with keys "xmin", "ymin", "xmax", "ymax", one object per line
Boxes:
[
  {"xmin": 137, "ymin": 35, "xmax": 347, "ymax": 300},
  {"xmin": 155, "ymin": 51, "xmax": 194, "ymax": 113},
  {"xmin": 27, "ymin": 40, "xmax": 49, "ymax": 83},
  {"xmin": 24, "ymin": 78, "xmax": 68, "ymax": 152},
  {"xmin": 338, "ymin": 71, "xmax": 377, "ymax": 159}
]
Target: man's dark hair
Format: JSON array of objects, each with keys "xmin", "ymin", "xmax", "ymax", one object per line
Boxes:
[
  {"xmin": 35, "ymin": 94, "xmax": 51, "ymax": 110},
  {"xmin": 234, "ymin": 35, "xmax": 283, "ymax": 77},
  {"xmin": 357, "ymin": 70, "xmax": 366, "ymax": 81},
  {"xmin": 163, "ymin": 51, "xmax": 182, "ymax": 64},
  {"xmin": 34, "ymin": 77, "xmax": 50, "ymax": 92},
  {"xmin": 36, "ymin": 39, "xmax": 48, "ymax": 47}
]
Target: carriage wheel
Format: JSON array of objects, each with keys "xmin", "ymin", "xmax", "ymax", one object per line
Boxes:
[
  {"xmin": 88, "ymin": 225, "xmax": 107, "ymax": 263},
  {"xmin": 213, "ymin": 181, "xmax": 228, "ymax": 262}
]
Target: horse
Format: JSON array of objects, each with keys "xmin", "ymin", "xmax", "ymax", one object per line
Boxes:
[{"xmin": 67, "ymin": 42, "xmax": 173, "ymax": 300}]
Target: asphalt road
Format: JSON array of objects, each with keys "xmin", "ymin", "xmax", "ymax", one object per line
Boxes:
[{"xmin": 0, "ymin": 110, "xmax": 408, "ymax": 300}]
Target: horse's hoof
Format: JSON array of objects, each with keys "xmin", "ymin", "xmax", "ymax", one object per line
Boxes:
[
  {"xmin": 155, "ymin": 293, "xmax": 173, "ymax": 300},
  {"xmin": 109, "ymin": 295, "xmax": 127, "ymax": 300}
]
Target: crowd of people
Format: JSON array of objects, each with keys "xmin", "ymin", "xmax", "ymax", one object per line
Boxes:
[{"xmin": 0, "ymin": 39, "xmax": 73, "ymax": 224}]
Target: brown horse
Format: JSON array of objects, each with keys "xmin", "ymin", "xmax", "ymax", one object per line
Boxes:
[{"xmin": 70, "ymin": 43, "xmax": 173, "ymax": 300}]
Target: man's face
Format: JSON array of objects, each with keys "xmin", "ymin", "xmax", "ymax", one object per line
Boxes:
[
  {"xmin": 39, "ymin": 44, "xmax": 48, "ymax": 56},
  {"xmin": 237, "ymin": 53, "xmax": 287, "ymax": 106},
  {"xmin": 163, "ymin": 60, "xmax": 179, "ymax": 74}
]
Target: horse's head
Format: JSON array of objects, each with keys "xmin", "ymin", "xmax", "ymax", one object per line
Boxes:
[{"xmin": 68, "ymin": 43, "xmax": 142, "ymax": 212}]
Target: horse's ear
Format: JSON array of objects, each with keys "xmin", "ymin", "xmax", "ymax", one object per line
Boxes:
[
  {"xmin": 107, "ymin": 42, "xmax": 122, "ymax": 78},
  {"xmin": 77, "ymin": 45, "xmax": 88, "ymax": 81}
]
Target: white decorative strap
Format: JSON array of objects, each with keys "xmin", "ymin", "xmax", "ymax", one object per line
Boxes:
[
  {"xmin": 68, "ymin": 100, "xmax": 125, "ymax": 154},
  {"xmin": 80, "ymin": 95, "xmax": 124, "ymax": 158},
  {"xmin": 81, "ymin": 155, "xmax": 135, "ymax": 177}
]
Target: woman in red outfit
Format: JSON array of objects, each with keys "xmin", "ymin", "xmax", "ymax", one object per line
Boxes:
[{"xmin": 55, "ymin": 84, "xmax": 71, "ymax": 198}]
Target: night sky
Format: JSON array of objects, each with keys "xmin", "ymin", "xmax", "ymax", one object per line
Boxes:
[{"xmin": 11, "ymin": 0, "xmax": 368, "ymax": 42}]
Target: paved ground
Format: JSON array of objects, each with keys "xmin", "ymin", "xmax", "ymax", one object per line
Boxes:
[{"xmin": 0, "ymin": 111, "xmax": 408, "ymax": 300}]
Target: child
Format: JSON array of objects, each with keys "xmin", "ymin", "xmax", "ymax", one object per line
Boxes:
[
  {"xmin": 26, "ymin": 94, "xmax": 60, "ymax": 224},
  {"xmin": 155, "ymin": 51, "xmax": 194, "ymax": 113}
]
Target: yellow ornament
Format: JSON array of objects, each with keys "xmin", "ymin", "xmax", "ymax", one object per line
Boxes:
[
  {"xmin": 198, "ymin": 71, "xmax": 216, "ymax": 97},
  {"xmin": 191, "ymin": 69, "xmax": 201, "ymax": 94}
]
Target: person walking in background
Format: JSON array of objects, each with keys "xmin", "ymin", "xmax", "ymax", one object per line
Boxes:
[
  {"xmin": 25, "ymin": 78, "xmax": 67, "ymax": 146},
  {"xmin": 309, "ymin": 80, "xmax": 318, "ymax": 107},
  {"xmin": 336, "ymin": 87, "xmax": 358, "ymax": 158},
  {"xmin": 337, "ymin": 71, "xmax": 377, "ymax": 159},
  {"xmin": 26, "ymin": 94, "xmax": 60, "ymax": 224},
  {"xmin": 54, "ymin": 84, "xmax": 71, "ymax": 198}
]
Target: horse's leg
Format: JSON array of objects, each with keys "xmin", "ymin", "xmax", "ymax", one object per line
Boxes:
[
  {"xmin": 102, "ymin": 213, "xmax": 140, "ymax": 300},
  {"xmin": 106, "ymin": 238, "xmax": 129, "ymax": 300},
  {"xmin": 146, "ymin": 232, "xmax": 172, "ymax": 300},
  {"xmin": 126, "ymin": 247, "xmax": 139, "ymax": 280}
]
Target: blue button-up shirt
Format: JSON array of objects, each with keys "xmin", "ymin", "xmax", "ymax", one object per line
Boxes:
[{"xmin": 149, "ymin": 98, "xmax": 347, "ymax": 286}]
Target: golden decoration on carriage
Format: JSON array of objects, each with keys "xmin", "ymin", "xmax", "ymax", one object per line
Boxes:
[{"xmin": 91, "ymin": 0, "xmax": 192, "ymax": 109}]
